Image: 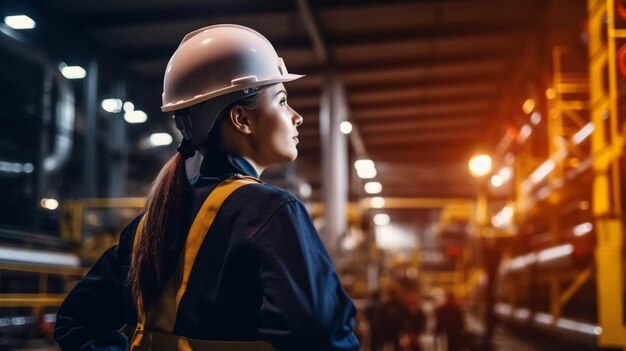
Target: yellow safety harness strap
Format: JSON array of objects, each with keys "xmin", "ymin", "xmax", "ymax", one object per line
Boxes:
[
  {"xmin": 131, "ymin": 330, "xmax": 275, "ymax": 351},
  {"xmin": 175, "ymin": 176, "xmax": 261, "ymax": 312},
  {"xmin": 130, "ymin": 176, "xmax": 275, "ymax": 350}
]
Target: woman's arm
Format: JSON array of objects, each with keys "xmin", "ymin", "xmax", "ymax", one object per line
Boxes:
[
  {"xmin": 250, "ymin": 199, "xmax": 360, "ymax": 351},
  {"xmin": 54, "ymin": 216, "xmax": 140, "ymax": 351}
]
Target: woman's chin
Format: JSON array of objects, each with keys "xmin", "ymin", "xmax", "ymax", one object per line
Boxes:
[{"xmin": 289, "ymin": 149, "xmax": 298, "ymax": 161}]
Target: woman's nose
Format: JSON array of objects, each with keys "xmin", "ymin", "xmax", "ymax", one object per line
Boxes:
[{"xmin": 293, "ymin": 109, "xmax": 303, "ymax": 127}]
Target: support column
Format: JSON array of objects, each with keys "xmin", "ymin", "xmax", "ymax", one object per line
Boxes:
[
  {"xmin": 107, "ymin": 80, "xmax": 127, "ymax": 198},
  {"xmin": 33, "ymin": 67, "xmax": 53, "ymax": 229},
  {"xmin": 320, "ymin": 71, "xmax": 348, "ymax": 255},
  {"xmin": 83, "ymin": 59, "xmax": 98, "ymax": 198}
]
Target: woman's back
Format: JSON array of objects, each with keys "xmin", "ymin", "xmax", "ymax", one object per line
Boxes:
[{"xmin": 55, "ymin": 152, "xmax": 359, "ymax": 351}]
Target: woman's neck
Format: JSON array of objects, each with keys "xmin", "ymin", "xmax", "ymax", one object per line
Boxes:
[{"xmin": 241, "ymin": 156, "xmax": 265, "ymax": 176}]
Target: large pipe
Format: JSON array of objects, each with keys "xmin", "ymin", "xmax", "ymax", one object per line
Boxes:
[
  {"xmin": 0, "ymin": 23, "xmax": 75, "ymax": 176},
  {"xmin": 495, "ymin": 303, "xmax": 600, "ymax": 345},
  {"xmin": 499, "ymin": 223, "xmax": 594, "ymax": 275}
]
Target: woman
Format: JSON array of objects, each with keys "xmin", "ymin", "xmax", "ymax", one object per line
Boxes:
[{"xmin": 54, "ymin": 24, "xmax": 359, "ymax": 351}]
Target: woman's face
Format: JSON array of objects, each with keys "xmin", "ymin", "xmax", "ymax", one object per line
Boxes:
[{"xmin": 246, "ymin": 83, "xmax": 303, "ymax": 165}]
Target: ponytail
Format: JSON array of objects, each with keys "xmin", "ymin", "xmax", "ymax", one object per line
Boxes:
[{"xmin": 128, "ymin": 152, "xmax": 191, "ymax": 309}]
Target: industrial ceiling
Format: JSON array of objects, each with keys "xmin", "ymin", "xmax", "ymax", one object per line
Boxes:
[{"xmin": 0, "ymin": 0, "xmax": 588, "ymax": 233}]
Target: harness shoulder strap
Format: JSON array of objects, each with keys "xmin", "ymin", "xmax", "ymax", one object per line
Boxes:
[{"xmin": 130, "ymin": 176, "xmax": 274, "ymax": 351}]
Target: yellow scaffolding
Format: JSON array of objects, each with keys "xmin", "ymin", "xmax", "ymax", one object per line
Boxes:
[{"xmin": 588, "ymin": 0, "xmax": 626, "ymax": 347}]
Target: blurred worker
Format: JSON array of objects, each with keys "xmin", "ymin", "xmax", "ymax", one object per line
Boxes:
[
  {"xmin": 400, "ymin": 293, "xmax": 426, "ymax": 351},
  {"xmin": 378, "ymin": 286, "xmax": 407, "ymax": 350},
  {"xmin": 435, "ymin": 292, "xmax": 465, "ymax": 351},
  {"xmin": 365, "ymin": 290, "xmax": 384, "ymax": 351},
  {"xmin": 53, "ymin": 24, "xmax": 359, "ymax": 351}
]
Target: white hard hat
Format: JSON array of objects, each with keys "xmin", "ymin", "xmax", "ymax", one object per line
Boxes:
[{"xmin": 162, "ymin": 24, "xmax": 303, "ymax": 112}]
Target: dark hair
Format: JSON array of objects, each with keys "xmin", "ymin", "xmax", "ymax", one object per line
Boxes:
[
  {"xmin": 128, "ymin": 153, "xmax": 191, "ymax": 308},
  {"xmin": 215, "ymin": 86, "xmax": 267, "ymax": 129},
  {"xmin": 128, "ymin": 87, "xmax": 267, "ymax": 309}
]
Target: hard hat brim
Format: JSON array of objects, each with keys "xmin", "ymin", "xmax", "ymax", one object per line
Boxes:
[{"xmin": 161, "ymin": 73, "xmax": 304, "ymax": 112}]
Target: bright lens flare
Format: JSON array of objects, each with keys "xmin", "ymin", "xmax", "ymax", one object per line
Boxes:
[
  {"xmin": 373, "ymin": 213, "xmax": 390, "ymax": 226},
  {"xmin": 364, "ymin": 181, "xmax": 382, "ymax": 194},
  {"xmin": 354, "ymin": 159, "xmax": 377, "ymax": 179},
  {"xmin": 40, "ymin": 198, "xmax": 59, "ymax": 210},
  {"xmin": 370, "ymin": 197, "xmax": 385, "ymax": 209},
  {"xmin": 522, "ymin": 98, "xmax": 535, "ymax": 114},
  {"xmin": 468, "ymin": 154, "xmax": 492, "ymax": 177},
  {"xmin": 339, "ymin": 121, "xmax": 353, "ymax": 134}
]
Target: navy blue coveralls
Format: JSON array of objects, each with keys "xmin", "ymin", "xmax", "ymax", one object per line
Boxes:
[{"xmin": 54, "ymin": 151, "xmax": 360, "ymax": 351}]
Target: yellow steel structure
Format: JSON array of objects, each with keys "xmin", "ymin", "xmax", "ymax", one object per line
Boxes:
[
  {"xmin": 544, "ymin": 46, "xmax": 590, "ymax": 332},
  {"xmin": 359, "ymin": 197, "xmax": 472, "ymax": 210},
  {"xmin": 61, "ymin": 197, "xmax": 144, "ymax": 242},
  {"xmin": 588, "ymin": 0, "xmax": 626, "ymax": 347},
  {"xmin": 0, "ymin": 262, "xmax": 86, "ymax": 321},
  {"xmin": 0, "ymin": 294, "xmax": 68, "ymax": 307}
]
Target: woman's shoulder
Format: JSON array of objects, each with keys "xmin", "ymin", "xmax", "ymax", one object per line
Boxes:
[
  {"xmin": 233, "ymin": 182, "xmax": 300, "ymax": 206},
  {"xmin": 223, "ymin": 182, "xmax": 308, "ymax": 225}
]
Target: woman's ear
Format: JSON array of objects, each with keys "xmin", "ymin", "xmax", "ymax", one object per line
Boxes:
[{"xmin": 228, "ymin": 105, "xmax": 253, "ymax": 135}]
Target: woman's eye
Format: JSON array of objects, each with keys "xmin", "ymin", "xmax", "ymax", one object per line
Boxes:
[{"xmin": 280, "ymin": 98, "xmax": 287, "ymax": 106}]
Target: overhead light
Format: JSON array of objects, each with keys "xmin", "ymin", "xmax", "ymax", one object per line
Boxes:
[
  {"xmin": 22, "ymin": 163, "xmax": 34, "ymax": 174},
  {"xmin": 513, "ymin": 308, "xmax": 530, "ymax": 321},
  {"xmin": 499, "ymin": 167, "xmax": 512, "ymax": 181},
  {"xmin": 0, "ymin": 246, "xmax": 79, "ymax": 267},
  {"xmin": 123, "ymin": 101, "xmax": 135, "ymax": 113},
  {"xmin": 354, "ymin": 159, "xmax": 377, "ymax": 179},
  {"xmin": 0, "ymin": 161, "xmax": 34, "ymax": 174},
  {"xmin": 530, "ymin": 112, "xmax": 542, "ymax": 125},
  {"xmin": 572, "ymin": 122, "xmax": 594, "ymax": 145},
  {"xmin": 370, "ymin": 197, "xmax": 385, "ymax": 209},
  {"xmin": 537, "ymin": 244, "xmax": 573, "ymax": 263},
  {"xmin": 519, "ymin": 124, "xmax": 532, "ymax": 140},
  {"xmin": 59, "ymin": 63, "xmax": 86, "ymax": 80},
  {"xmin": 364, "ymin": 181, "xmax": 382, "ymax": 194},
  {"xmin": 556, "ymin": 318, "xmax": 601, "ymax": 336},
  {"xmin": 299, "ymin": 183, "xmax": 312, "ymax": 198},
  {"xmin": 522, "ymin": 98, "xmax": 535, "ymax": 114},
  {"xmin": 530, "ymin": 159, "xmax": 555, "ymax": 185},
  {"xmin": 490, "ymin": 174, "xmax": 504, "ymax": 188},
  {"xmin": 149, "ymin": 133, "xmax": 173, "ymax": 146},
  {"xmin": 546, "ymin": 88, "xmax": 556, "ymax": 99},
  {"xmin": 4, "ymin": 15, "xmax": 36, "ymax": 30},
  {"xmin": 124, "ymin": 110, "xmax": 147, "ymax": 124},
  {"xmin": 339, "ymin": 121, "xmax": 353, "ymax": 134},
  {"xmin": 573, "ymin": 222, "xmax": 593, "ymax": 236},
  {"xmin": 40, "ymin": 198, "xmax": 59, "ymax": 211},
  {"xmin": 101, "ymin": 99, "xmax": 123, "ymax": 113},
  {"xmin": 491, "ymin": 206, "xmax": 513, "ymax": 228},
  {"xmin": 468, "ymin": 154, "xmax": 492, "ymax": 177},
  {"xmin": 373, "ymin": 213, "xmax": 390, "ymax": 226}
]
